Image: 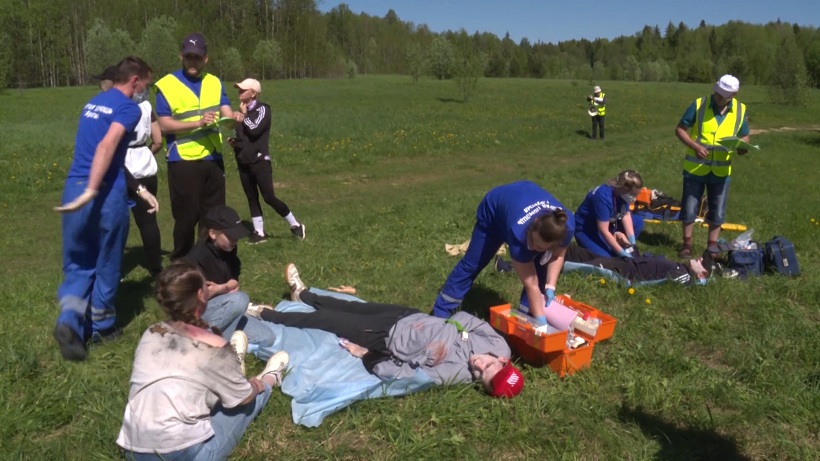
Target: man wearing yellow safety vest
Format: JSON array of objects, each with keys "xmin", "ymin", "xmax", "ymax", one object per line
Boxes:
[
  {"xmin": 674, "ymin": 74, "xmax": 751, "ymax": 258},
  {"xmin": 156, "ymin": 32, "xmax": 239, "ymax": 259},
  {"xmin": 586, "ymin": 85, "xmax": 606, "ymax": 140}
]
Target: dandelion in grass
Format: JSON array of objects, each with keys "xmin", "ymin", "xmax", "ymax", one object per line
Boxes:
[
  {"xmin": 645, "ymin": 298, "xmax": 651, "ymax": 304},
  {"xmin": 599, "ymin": 278, "xmax": 606, "ymax": 285},
  {"xmin": 628, "ymin": 287, "xmax": 636, "ymax": 295}
]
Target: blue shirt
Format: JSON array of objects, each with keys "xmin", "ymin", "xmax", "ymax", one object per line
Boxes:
[
  {"xmin": 574, "ymin": 184, "xmax": 628, "ymax": 234},
  {"xmin": 477, "ymin": 181, "xmax": 575, "ymax": 263},
  {"xmin": 155, "ymin": 70, "xmax": 231, "ymax": 162},
  {"xmin": 679, "ymin": 95, "xmax": 749, "ymax": 184},
  {"xmin": 69, "ymin": 88, "xmax": 141, "ymax": 190}
]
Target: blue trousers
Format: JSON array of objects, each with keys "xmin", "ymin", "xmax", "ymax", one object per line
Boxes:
[
  {"xmin": 432, "ymin": 221, "xmax": 546, "ymax": 318},
  {"xmin": 57, "ymin": 180, "xmax": 129, "ymax": 340},
  {"xmin": 574, "ymin": 214, "xmax": 645, "ymax": 258}
]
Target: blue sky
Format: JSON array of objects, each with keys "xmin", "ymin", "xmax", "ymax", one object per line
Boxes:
[{"xmin": 318, "ymin": 0, "xmax": 820, "ymax": 44}]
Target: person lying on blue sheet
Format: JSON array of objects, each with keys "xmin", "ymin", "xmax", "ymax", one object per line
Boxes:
[
  {"xmin": 574, "ymin": 170, "xmax": 645, "ymax": 257},
  {"xmin": 247, "ymin": 263, "xmax": 525, "ymax": 398},
  {"xmin": 564, "ymin": 244, "xmax": 713, "ymax": 285}
]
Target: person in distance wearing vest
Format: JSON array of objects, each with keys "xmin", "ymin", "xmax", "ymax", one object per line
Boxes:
[
  {"xmin": 674, "ymin": 74, "xmax": 751, "ymax": 258},
  {"xmin": 155, "ymin": 32, "xmax": 240, "ymax": 259},
  {"xmin": 586, "ymin": 85, "xmax": 606, "ymax": 140}
]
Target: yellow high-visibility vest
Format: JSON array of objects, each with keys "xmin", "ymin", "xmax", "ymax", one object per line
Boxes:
[
  {"xmin": 592, "ymin": 92, "xmax": 605, "ymax": 116},
  {"xmin": 683, "ymin": 96, "xmax": 746, "ymax": 177},
  {"xmin": 156, "ymin": 73, "xmax": 223, "ymax": 160}
]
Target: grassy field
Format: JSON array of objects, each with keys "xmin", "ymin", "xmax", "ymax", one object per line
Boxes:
[{"xmin": 1, "ymin": 75, "xmax": 818, "ymax": 460}]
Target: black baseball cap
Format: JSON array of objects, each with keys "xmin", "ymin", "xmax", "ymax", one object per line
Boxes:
[
  {"xmin": 181, "ymin": 32, "xmax": 207, "ymax": 57},
  {"xmin": 93, "ymin": 65, "xmax": 119, "ymax": 81},
  {"xmin": 204, "ymin": 206, "xmax": 250, "ymax": 242}
]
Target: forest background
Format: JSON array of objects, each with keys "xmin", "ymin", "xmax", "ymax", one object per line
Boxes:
[{"xmin": 0, "ymin": 0, "xmax": 818, "ymax": 104}]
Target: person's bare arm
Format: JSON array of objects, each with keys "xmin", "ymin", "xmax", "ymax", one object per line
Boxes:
[
  {"xmin": 512, "ymin": 260, "xmax": 546, "ymax": 318},
  {"xmin": 676, "ymin": 124, "xmax": 709, "ymax": 159},
  {"xmin": 158, "ymin": 112, "xmax": 215, "ymax": 135},
  {"xmin": 149, "ymin": 113, "xmax": 163, "ymax": 155}
]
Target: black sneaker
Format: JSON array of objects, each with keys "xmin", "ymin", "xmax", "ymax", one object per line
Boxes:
[
  {"xmin": 290, "ymin": 224, "xmax": 306, "ymax": 240},
  {"xmin": 494, "ymin": 256, "xmax": 514, "ymax": 273},
  {"xmin": 88, "ymin": 327, "xmax": 123, "ymax": 346},
  {"xmin": 54, "ymin": 324, "xmax": 87, "ymax": 361},
  {"xmin": 248, "ymin": 232, "xmax": 268, "ymax": 244}
]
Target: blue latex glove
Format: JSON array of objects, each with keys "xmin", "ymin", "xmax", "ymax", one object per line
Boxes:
[
  {"xmin": 619, "ymin": 249, "xmax": 634, "ymax": 258},
  {"xmin": 545, "ymin": 288, "xmax": 555, "ymax": 305},
  {"xmin": 534, "ymin": 315, "xmax": 547, "ymax": 326},
  {"xmin": 628, "ymin": 234, "xmax": 636, "ymax": 246}
]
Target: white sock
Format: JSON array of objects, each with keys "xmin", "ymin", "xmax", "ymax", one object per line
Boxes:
[
  {"xmin": 284, "ymin": 212, "xmax": 299, "ymax": 228},
  {"xmin": 252, "ymin": 216, "xmax": 264, "ymax": 235}
]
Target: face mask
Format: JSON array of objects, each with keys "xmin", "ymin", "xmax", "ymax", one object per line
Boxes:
[
  {"xmin": 621, "ymin": 193, "xmax": 637, "ymax": 204},
  {"xmin": 132, "ymin": 89, "xmax": 149, "ymax": 104}
]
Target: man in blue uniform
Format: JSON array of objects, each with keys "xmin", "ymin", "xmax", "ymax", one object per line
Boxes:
[
  {"xmin": 54, "ymin": 56, "xmax": 154, "ymax": 361},
  {"xmin": 432, "ymin": 181, "xmax": 575, "ymax": 325}
]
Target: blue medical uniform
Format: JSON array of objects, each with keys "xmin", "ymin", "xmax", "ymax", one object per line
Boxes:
[
  {"xmin": 432, "ymin": 181, "xmax": 575, "ymax": 318},
  {"xmin": 573, "ymin": 184, "xmax": 644, "ymax": 257},
  {"xmin": 56, "ymin": 88, "xmax": 140, "ymax": 340}
]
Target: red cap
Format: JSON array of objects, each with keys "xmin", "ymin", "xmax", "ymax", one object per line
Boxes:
[{"xmin": 490, "ymin": 363, "xmax": 524, "ymax": 398}]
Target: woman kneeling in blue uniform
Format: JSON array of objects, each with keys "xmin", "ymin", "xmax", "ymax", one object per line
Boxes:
[
  {"xmin": 574, "ymin": 170, "xmax": 644, "ymax": 258},
  {"xmin": 432, "ymin": 181, "xmax": 575, "ymax": 326}
]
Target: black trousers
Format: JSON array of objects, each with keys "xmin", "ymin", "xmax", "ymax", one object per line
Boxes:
[
  {"xmin": 591, "ymin": 115, "xmax": 605, "ymax": 139},
  {"xmin": 126, "ymin": 175, "xmax": 162, "ymax": 275},
  {"xmin": 237, "ymin": 159, "xmax": 290, "ymax": 218},
  {"xmin": 167, "ymin": 159, "xmax": 225, "ymax": 259},
  {"xmin": 260, "ymin": 291, "xmax": 419, "ymax": 353}
]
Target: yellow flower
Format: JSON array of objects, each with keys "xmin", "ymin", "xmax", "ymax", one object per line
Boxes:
[
  {"xmin": 645, "ymin": 298, "xmax": 651, "ymax": 304},
  {"xmin": 599, "ymin": 278, "xmax": 606, "ymax": 285},
  {"xmin": 628, "ymin": 288, "xmax": 636, "ymax": 295}
]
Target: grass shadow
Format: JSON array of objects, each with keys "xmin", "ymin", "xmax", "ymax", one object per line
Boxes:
[
  {"xmin": 436, "ymin": 97, "xmax": 464, "ymax": 104},
  {"xmin": 618, "ymin": 405, "xmax": 750, "ymax": 461},
  {"xmin": 460, "ymin": 284, "xmax": 507, "ymax": 321},
  {"xmin": 575, "ymin": 129, "xmax": 592, "ymax": 138},
  {"xmin": 638, "ymin": 230, "xmax": 678, "ymax": 247},
  {"xmin": 114, "ymin": 277, "xmax": 154, "ymax": 329}
]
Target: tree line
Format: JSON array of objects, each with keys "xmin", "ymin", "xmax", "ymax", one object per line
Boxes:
[{"xmin": 0, "ymin": 0, "xmax": 817, "ymax": 102}]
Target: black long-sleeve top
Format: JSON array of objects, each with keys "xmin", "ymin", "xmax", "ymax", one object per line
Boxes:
[{"xmin": 233, "ymin": 101, "xmax": 271, "ymax": 165}]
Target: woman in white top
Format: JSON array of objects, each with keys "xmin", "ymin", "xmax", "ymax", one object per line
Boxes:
[{"xmin": 116, "ymin": 261, "xmax": 288, "ymax": 460}]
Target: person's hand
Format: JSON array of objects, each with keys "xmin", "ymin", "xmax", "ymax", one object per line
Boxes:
[
  {"xmin": 737, "ymin": 148, "xmax": 748, "ymax": 156},
  {"xmin": 534, "ymin": 315, "xmax": 548, "ymax": 327},
  {"xmin": 232, "ymin": 112, "xmax": 245, "ymax": 123},
  {"xmin": 694, "ymin": 144, "xmax": 710, "ymax": 159},
  {"xmin": 239, "ymin": 102, "xmax": 247, "ymax": 114},
  {"xmin": 340, "ymin": 339, "xmax": 368, "ymax": 358},
  {"xmin": 545, "ymin": 287, "xmax": 556, "ymax": 305},
  {"xmin": 614, "ymin": 231, "xmax": 630, "ymax": 247},
  {"xmin": 137, "ymin": 186, "xmax": 159, "ymax": 213},
  {"xmin": 199, "ymin": 111, "xmax": 216, "ymax": 127},
  {"xmin": 54, "ymin": 188, "xmax": 97, "ymax": 213},
  {"xmin": 619, "ymin": 248, "xmax": 634, "ymax": 258},
  {"xmin": 628, "ymin": 234, "xmax": 637, "ymax": 246}
]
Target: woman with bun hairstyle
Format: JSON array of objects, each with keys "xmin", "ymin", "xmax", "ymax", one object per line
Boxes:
[
  {"xmin": 573, "ymin": 170, "xmax": 644, "ymax": 258},
  {"xmin": 116, "ymin": 261, "xmax": 288, "ymax": 460},
  {"xmin": 432, "ymin": 181, "xmax": 575, "ymax": 326}
]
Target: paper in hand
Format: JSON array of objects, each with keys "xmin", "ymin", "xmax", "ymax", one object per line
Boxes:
[{"xmin": 717, "ymin": 136, "xmax": 759, "ymax": 151}]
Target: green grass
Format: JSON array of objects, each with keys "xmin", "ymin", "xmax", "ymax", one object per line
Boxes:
[{"xmin": 1, "ymin": 76, "xmax": 818, "ymax": 460}]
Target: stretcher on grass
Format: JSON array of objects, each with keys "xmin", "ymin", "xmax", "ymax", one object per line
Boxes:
[{"xmin": 630, "ymin": 187, "xmax": 747, "ymax": 232}]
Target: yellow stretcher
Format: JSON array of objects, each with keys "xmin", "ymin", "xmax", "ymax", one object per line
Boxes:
[{"xmin": 631, "ymin": 188, "xmax": 748, "ymax": 232}]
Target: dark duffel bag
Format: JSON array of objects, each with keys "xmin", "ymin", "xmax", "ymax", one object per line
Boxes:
[
  {"xmin": 764, "ymin": 236, "xmax": 800, "ymax": 276},
  {"xmin": 728, "ymin": 247, "xmax": 764, "ymax": 279}
]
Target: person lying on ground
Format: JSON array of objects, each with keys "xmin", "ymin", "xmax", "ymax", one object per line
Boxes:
[
  {"xmin": 116, "ymin": 261, "xmax": 288, "ymax": 460},
  {"xmin": 246, "ymin": 263, "xmax": 525, "ymax": 398}
]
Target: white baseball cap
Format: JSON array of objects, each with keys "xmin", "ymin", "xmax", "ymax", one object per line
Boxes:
[
  {"xmin": 593, "ymin": 85, "xmax": 602, "ymax": 93},
  {"xmin": 234, "ymin": 78, "xmax": 262, "ymax": 94},
  {"xmin": 713, "ymin": 74, "xmax": 740, "ymax": 97}
]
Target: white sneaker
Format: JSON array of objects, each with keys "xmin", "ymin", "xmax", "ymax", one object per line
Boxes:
[
  {"xmin": 284, "ymin": 263, "xmax": 307, "ymax": 302},
  {"xmin": 229, "ymin": 330, "xmax": 248, "ymax": 376},
  {"xmin": 257, "ymin": 351, "xmax": 289, "ymax": 387},
  {"xmin": 246, "ymin": 302, "xmax": 273, "ymax": 319}
]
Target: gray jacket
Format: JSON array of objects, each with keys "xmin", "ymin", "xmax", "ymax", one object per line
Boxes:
[{"xmin": 372, "ymin": 311, "xmax": 511, "ymax": 385}]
